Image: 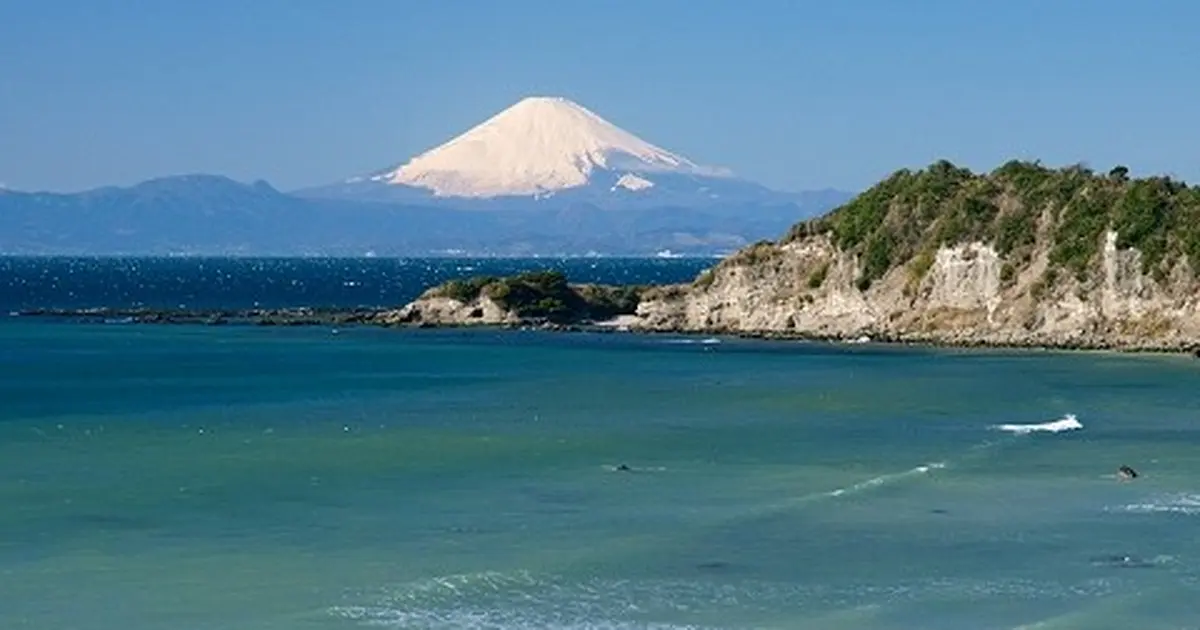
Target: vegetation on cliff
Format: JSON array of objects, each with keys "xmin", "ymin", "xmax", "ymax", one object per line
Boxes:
[
  {"xmin": 781, "ymin": 159, "xmax": 1200, "ymax": 290},
  {"xmin": 428, "ymin": 270, "xmax": 645, "ymax": 323}
]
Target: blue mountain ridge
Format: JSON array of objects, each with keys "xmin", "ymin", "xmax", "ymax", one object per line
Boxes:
[{"xmin": 0, "ymin": 174, "xmax": 854, "ymax": 256}]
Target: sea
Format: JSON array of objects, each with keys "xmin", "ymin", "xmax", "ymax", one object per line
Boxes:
[{"xmin": 2, "ymin": 257, "xmax": 1199, "ymax": 630}]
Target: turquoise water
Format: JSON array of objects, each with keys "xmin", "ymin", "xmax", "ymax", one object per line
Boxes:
[{"xmin": 2, "ymin": 321, "xmax": 1199, "ymax": 629}]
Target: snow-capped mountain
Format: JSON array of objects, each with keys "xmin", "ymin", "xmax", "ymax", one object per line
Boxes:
[
  {"xmin": 379, "ymin": 96, "xmax": 729, "ymax": 198},
  {"xmin": 297, "ymin": 96, "xmax": 808, "ymax": 210}
]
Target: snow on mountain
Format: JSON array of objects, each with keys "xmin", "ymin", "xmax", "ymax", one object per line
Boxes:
[
  {"xmin": 612, "ymin": 173, "xmax": 655, "ymax": 192},
  {"xmin": 359, "ymin": 96, "xmax": 730, "ymax": 198},
  {"xmin": 297, "ymin": 95, "xmax": 850, "ymax": 214}
]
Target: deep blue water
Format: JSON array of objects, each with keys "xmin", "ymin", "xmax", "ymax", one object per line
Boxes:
[{"xmin": 0, "ymin": 256, "xmax": 715, "ymax": 311}]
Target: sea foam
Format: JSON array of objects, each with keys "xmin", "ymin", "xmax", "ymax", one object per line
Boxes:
[
  {"xmin": 827, "ymin": 463, "xmax": 946, "ymax": 498},
  {"xmin": 1114, "ymin": 493, "xmax": 1200, "ymax": 516},
  {"xmin": 329, "ymin": 570, "xmax": 1119, "ymax": 630},
  {"xmin": 992, "ymin": 414, "xmax": 1083, "ymax": 435}
]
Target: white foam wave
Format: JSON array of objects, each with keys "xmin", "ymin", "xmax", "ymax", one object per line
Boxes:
[
  {"xmin": 332, "ymin": 605, "xmax": 705, "ymax": 630},
  {"xmin": 826, "ymin": 462, "xmax": 946, "ymax": 498},
  {"xmin": 1113, "ymin": 493, "xmax": 1200, "ymax": 516},
  {"xmin": 330, "ymin": 571, "xmax": 1119, "ymax": 629},
  {"xmin": 992, "ymin": 414, "xmax": 1083, "ymax": 435},
  {"xmin": 660, "ymin": 337, "xmax": 721, "ymax": 345},
  {"xmin": 330, "ymin": 571, "xmax": 717, "ymax": 630}
]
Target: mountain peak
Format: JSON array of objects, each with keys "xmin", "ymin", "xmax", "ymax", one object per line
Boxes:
[
  {"xmin": 366, "ymin": 96, "xmax": 732, "ymax": 198},
  {"xmin": 512, "ymin": 95, "xmax": 578, "ymax": 107}
]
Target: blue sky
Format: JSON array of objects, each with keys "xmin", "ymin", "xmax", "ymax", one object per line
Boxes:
[{"xmin": 2, "ymin": 0, "xmax": 1197, "ymax": 193}]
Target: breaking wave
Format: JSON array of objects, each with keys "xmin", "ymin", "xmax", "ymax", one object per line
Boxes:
[{"xmin": 992, "ymin": 414, "xmax": 1083, "ymax": 435}]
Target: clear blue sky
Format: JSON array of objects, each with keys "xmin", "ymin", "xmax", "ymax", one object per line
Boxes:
[{"xmin": 2, "ymin": 0, "xmax": 1197, "ymax": 193}]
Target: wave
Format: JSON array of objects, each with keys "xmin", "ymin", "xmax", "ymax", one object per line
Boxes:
[
  {"xmin": 826, "ymin": 462, "xmax": 947, "ymax": 498},
  {"xmin": 330, "ymin": 571, "xmax": 717, "ymax": 630},
  {"xmin": 332, "ymin": 609, "xmax": 706, "ymax": 630},
  {"xmin": 771, "ymin": 412, "xmax": 1082, "ymax": 510},
  {"xmin": 1111, "ymin": 493, "xmax": 1200, "ymax": 516},
  {"xmin": 1087, "ymin": 553, "xmax": 1176, "ymax": 569},
  {"xmin": 603, "ymin": 464, "xmax": 668, "ymax": 473},
  {"xmin": 659, "ymin": 337, "xmax": 721, "ymax": 345},
  {"xmin": 992, "ymin": 414, "xmax": 1083, "ymax": 435},
  {"xmin": 726, "ymin": 460, "xmax": 952, "ymax": 525},
  {"xmin": 328, "ymin": 571, "xmax": 1121, "ymax": 630}
]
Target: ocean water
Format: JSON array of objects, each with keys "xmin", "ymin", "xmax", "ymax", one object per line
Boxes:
[
  {"xmin": 3, "ymin": 317, "xmax": 1200, "ymax": 629},
  {"xmin": 4, "ymin": 257, "xmax": 1200, "ymax": 629},
  {"xmin": 0, "ymin": 256, "xmax": 715, "ymax": 311}
]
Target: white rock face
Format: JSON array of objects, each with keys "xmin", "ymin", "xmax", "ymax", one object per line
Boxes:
[
  {"xmin": 369, "ymin": 96, "xmax": 730, "ymax": 198},
  {"xmin": 1099, "ymin": 230, "xmax": 1147, "ymax": 319},
  {"xmin": 925, "ymin": 242, "xmax": 1002, "ymax": 314}
]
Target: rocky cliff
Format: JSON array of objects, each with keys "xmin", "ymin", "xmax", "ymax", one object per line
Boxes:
[{"xmin": 632, "ymin": 160, "xmax": 1200, "ymax": 351}]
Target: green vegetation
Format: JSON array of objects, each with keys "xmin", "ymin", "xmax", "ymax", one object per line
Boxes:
[
  {"xmin": 728, "ymin": 240, "xmax": 781, "ymax": 266},
  {"xmin": 782, "ymin": 159, "xmax": 1200, "ymax": 289},
  {"xmin": 905, "ymin": 248, "xmax": 936, "ymax": 294},
  {"xmin": 999, "ymin": 262, "xmax": 1017, "ymax": 286},
  {"xmin": 430, "ymin": 270, "xmax": 646, "ymax": 323},
  {"xmin": 806, "ymin": 261, "xmax": 830, "ymax": 289},
  {"xmin": 437, "ymin": 276, "xmax": 500, "ymax": 303}
]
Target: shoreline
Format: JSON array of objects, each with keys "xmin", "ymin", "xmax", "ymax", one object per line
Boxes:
[{"xmin": 10, "ymin": 306, "xmax": 1200, "ymax": 357}]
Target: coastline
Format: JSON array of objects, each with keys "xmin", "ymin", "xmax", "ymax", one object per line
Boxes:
[{"xmin": 11, "ymin": 306, "xmax": 1200, "ymax": 357}]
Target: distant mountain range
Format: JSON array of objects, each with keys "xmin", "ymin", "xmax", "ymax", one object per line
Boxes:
[{"xmin": 0, "ymin": 97, "xmax": 854, "ymax": 256}]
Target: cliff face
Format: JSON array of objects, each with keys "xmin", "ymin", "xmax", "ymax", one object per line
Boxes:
[{"xmin": 633, "ymin": 161, "xmax": 1200, "ymax": 350}]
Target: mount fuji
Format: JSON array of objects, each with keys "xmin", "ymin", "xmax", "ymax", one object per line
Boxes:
[{"xmin": 298, "ymin": 96, "xmax": 834, "ymax": 212}]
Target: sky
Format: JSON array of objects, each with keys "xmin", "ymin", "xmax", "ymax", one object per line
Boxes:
[{"xmin": 2, "ymin": 0, "xmax": 1198, "ymax": 194}]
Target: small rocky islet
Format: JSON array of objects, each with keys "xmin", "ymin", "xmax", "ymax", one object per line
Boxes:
[
  {"xmin": 19, "ymin": 159, "xmax": 1200, "ymax": 356},
  {"xmin": 15, "ymin": 270, "xmax": 646, "ymax": 332}
]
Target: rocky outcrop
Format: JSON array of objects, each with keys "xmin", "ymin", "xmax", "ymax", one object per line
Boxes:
[
  {"xmin": 375, "ymin": 271, "xmax": 647, "ymax": 328},
  {"xmin": 632, "ymin": 231, "xmax": 1200, "ymax": 351},
  {"xmin": 374, "ymin": 294, "xmax": 520, "ymax": 327}
]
